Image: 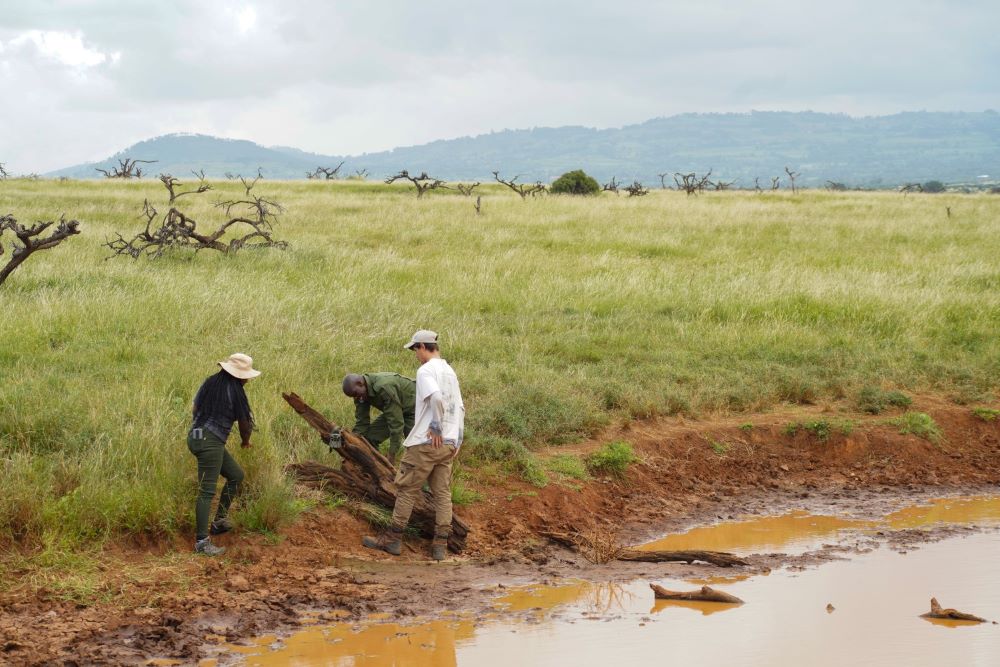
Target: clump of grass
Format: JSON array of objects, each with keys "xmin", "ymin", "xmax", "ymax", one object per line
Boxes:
[
  {"xmin": 783, "ymin": 419, "xmax": 854, "ymax": 443},
  {"xmin": 710, "ymin": 440, "xmax": 730, "ymax": 456},
  {"xmin": 972, "ymin": 407, "xmax": 999, "ymax": 422},
  {"xmin": 857, "ymin": 386, "xmax": 913, "ymax": 414},
  {"xmin": 451, "ymin": 478, "xmax": 484, "ymax": 505},
  {"xmin": 738, "ymin": 423, "xmax": 754, "ymax": 432},
  {"xmin": 889, "ymin": 411, "xmax": 942, "ymax": 443},
  {"xmin": 515, "ymin": 455, "xmax": 550, "ymax": 487},
  {"xmin": 585, "ymin": 441, "xmax": 637, "ymax": 478},
  {"xmin": 545, "ymin": 454, "xmax": 590, "ymax": 480},
  {"xmin": 233, "ymin": 479, "xmax": 306, "ymax": 536}
]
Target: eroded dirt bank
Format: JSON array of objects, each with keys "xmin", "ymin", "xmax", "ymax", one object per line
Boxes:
[{"xmin": 2, "ymin": 397, "xmax": 998, "ymax": 665}]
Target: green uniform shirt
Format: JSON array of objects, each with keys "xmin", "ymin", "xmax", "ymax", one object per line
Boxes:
[{"xmin": 353, "ymin": 372, "xmax": 416, "ymax": 451}]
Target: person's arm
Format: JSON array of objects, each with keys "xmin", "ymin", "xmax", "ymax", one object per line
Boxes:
[
  {"xmin": 379, "ymin": 387, "xmax": 406, "ymax": 453},
  {"xmin": 238, "ymin": 419, "xmax": 252, "ymax": 448},
  {"xmin": 427, "ymin": 390, "xmax": 447, "ymax": 447},
  {"xmin": 353, "ymin": 399, "xmax": 372, "ymax": 438}
]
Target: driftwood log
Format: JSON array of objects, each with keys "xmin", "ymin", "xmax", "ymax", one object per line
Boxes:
[
  {"xmin": 920, "ymin": 598, "xmax": 986, "ymax": 623},
  {"xmin": 620, "ymin": 549, "xmax": 748, "ymax": 567},
  {"xmin": 282, "ymin": 392, "xmax": 469, "ymax": 553},
  {"xmin": 650, "ymin": 583, "xmax": 744, "ymax": 604}
]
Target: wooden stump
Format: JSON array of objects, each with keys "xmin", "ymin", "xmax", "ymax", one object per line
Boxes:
[
  {"xmin": 282, "ymin": 392, "xmax": 469, "ymax": 553},
  {"xmin": 650, "ymin": 583, "xmax": 744, "ymax": 604},
  {"xmin": 920, "ymin": 598, "xmax": 986, "ymax": 623}
]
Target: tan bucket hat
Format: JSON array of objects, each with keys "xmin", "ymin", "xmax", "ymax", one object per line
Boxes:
[
  {"xmin": 404, "ymin": 330, "xmax": 438, "ymax": 350},
  {"xmin": 218, "ymin": 353, "xmax": 261, "ymax": 379}
]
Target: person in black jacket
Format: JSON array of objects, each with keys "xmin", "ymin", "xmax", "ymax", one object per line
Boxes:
[{"xmin": 188, "ymin": 353, "xmax": 260, "ymax": 555}]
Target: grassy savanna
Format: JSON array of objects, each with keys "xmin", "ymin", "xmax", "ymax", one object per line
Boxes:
[{"xmin": 1, "ymin": 178, "xmax": 999, "ymax": 553}]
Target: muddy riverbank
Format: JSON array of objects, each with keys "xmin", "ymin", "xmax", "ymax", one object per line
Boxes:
[{"xmin": 1, "ymin": 398, "xmax": 998, "ymax": 665}]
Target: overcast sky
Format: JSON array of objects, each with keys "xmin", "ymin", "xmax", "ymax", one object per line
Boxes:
[{"xmin": 1, "ymin": 0, "xmax": 998, "ymax": 173}]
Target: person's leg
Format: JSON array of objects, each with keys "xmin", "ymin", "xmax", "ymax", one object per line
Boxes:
[
  {"xmin": 213, "ymin": 447, "xmax": 245, "ymax": 531},
  {"xmin": 188, "ymin": 433, "xmax": 224, "ymax": 541},
  {"xmin": 428, "ymin": 447, "xmax": 455, "ymax": 560},
  {"xmin": 365, "ymin": 415, "xmax": 399, "ymax": 461},
  {"xmin": 390, "ymin": 445, "xmax": 434, "ymax": 529}
]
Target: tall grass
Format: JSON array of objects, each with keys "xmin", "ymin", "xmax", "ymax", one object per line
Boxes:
[{"xmin": 1, "ymin": 179, "xmax": 999, "ymax": 545}]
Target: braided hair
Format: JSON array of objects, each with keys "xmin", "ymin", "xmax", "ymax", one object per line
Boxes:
[{"xmin": 193, "ymin": 370, "xmax": 255, "ymax": 429}]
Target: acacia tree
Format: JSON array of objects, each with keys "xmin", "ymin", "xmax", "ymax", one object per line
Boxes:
[
  {"xmin": 0, "ymin": 163, "xmax": 8, "ymax": 180},
  {"xmin": 456, "ymin": 182, "xmax": 480, "ymax": 196},
  {"xmin": 492, "ymin": 171, "xmax": 546, "ymax": 199},
  {"xmin": 625, "ymin": 181, "xmax": 649, "ymax": 197},
  {"xmin": 673, "ymin": 170, "xmax": 713, "ymax": 195},
  {"xmin": 784, "ymin": 166, "xmax": 800, "ymax": 194},
  {"xmin": 307, "ymin": 162, "xmax": 345, "ymax": 180},
  {"xmin": 385, "ymin": 170, "xmax": 450, "ymax": 197},
  {"xmin": 602, "ymin": 176, "xmax": 620, "ymax": 195},
  {"xmin": 106, "ymin": 173, "xmax": 286, "ymax": 258},
  {"xmin": 96, "ymin": 158, "xmax": 157, "ymax": 179},
  {"xmin": 0, "ymin": 214, "xmax": 81, "ymax": 286}
]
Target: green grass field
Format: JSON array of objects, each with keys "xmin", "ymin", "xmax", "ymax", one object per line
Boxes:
[{"xmin": 2, "ymin": 178, "xmax": 999, "ymax": 547}]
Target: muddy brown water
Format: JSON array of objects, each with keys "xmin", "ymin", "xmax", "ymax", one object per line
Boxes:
[{"xmin": 222, "ymin": 497, "xmax": 1000, "ymax": 666}]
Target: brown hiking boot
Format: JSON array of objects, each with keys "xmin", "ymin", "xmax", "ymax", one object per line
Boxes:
[
  {"xmin": 431, "ymin": 526, "xmax": 451, "ymax": 561},
  {"xmin": 362, "ymin": 527, "xmax": 402, "ymax": 556}
]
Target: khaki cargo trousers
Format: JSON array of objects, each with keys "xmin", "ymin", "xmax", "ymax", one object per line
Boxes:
[{"xmin": 390, "ymin": 443, "xmax": 455, "ymax": 531}]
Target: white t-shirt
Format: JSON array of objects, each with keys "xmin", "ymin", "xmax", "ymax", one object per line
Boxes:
[{"xmin": 403, "ymin": 357, "xmax": 465, "ymax": 448}]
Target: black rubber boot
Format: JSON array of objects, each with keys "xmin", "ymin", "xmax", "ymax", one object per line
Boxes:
[
  {"xmin": 431, "ymin": 526, "xmax": 451, "ymax": 561},
  {"xmin": 362, "ymin": 527, "xmax": 403, "ymax": 556}
]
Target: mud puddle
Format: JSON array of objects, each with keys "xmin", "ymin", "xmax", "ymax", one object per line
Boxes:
[
  {"xmin": 218, "ymin": 497, "xmax": 1000, "ymax": 666},
  {"xmin": 637, "ymin": 494, "xmax": 1000, "ymax": 554}
]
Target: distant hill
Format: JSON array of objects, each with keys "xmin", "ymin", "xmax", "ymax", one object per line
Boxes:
[{"xmin": 49, "ymin": 111, "xmax": 1000, "ymax": 187}]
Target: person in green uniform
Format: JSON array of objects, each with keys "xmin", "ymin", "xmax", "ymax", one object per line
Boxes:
[
  {"xmin": 341, "ymin": 372, "xmax": 416, "ymax": 463},
  {"xmin": 187, "ymin": 353, "xmax": 260, "ymax": 556}
]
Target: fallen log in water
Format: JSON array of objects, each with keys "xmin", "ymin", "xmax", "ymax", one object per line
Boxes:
[
  {"xmin": 650, "ymin": 583, "xmax": 744, "ymax": 604},
  {"xmin": 920, "ymin": 597, "xmax": 986, "ymax": 623},
  {"xmin": 619, "ymin": 549, "xmax": 749, "ymax": 568},
  {"xmin": 282, "ymin": 392, "xmax": 469, "ymax": 553}
]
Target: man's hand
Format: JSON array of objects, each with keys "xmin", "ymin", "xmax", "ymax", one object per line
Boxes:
[
  {"xmin": 241, "ymin": 440, "xmax": 252, "ymax": 449},
  {"xmin": 429, "ymin": 432, "xmax": 443, "ymax": 447}
]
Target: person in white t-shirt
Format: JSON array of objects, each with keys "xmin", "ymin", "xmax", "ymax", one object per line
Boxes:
[{"xmin": 362, "ymin": 330, "xmax": 465, "ymax": 561}]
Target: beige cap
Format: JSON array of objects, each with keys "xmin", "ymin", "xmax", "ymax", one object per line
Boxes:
[
  {"xmin": 403, "ymin": 330, "xmax": 439, "ymax": 350},
  {"xmin": 218, "ymin": 353, "xmax": 261, "ymax": 379}
]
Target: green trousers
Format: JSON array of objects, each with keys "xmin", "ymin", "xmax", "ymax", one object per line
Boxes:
[
  {"xmin": 360, "ymin": 414, "xmax": 414, "ymax": 462},
  {"xmin": 187, "ymin": 430, "xmax": 244, "ymax": 540}
]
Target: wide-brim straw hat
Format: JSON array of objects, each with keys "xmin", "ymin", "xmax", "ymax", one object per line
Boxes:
[{"xmin": 218, "ymin": 353, "xmax": 261, "ymax": 379}]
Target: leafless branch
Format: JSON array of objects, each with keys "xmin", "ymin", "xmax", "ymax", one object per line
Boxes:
[
  {"xmin": 353, "ymin": 168, "xmax": 369, "ymax": 180},
  {"xmin": 238, "ymin": 167, "xmax": 264, "ymax": 196},
  {"xmin": 456, "ymin": 182, "xmax": 481, "ymax": 196},
  {"xmin": 771, "ymin": 176, "xmax": 781, "ymax": 191},
  {"xmin": 673, "ymin": 169, "xmax": 713, "ymax": 195},
  {"xmin": 900, "ymin": 182, "xmax": 923, "ymax": 196},
  {"xmin": 96, "ymin": 158, "xmax": 157, "ymax": 179},
  {"xmin": 826, "ymin": 181, "xmax": 848, "ymax": 191},
  {"xmin": 657, "ymin": 172, "xmax": 670, "ymax": 189},
  {"xmin": 160, "ymin": 173, "xmax": 211, "ymax": 204},
  {"xmin": 784, "ymin": 166, "xmax": 800, "ymax": 194},
  {"xmin": 307, "ymin": 162, "xmax": 345, "ymax": 180},
  {"xmin": 474, "ymin": 195, "xmax": 482, "ymax": 216},
  {"xmin": 625, "ymin": 181, "xmax": 650, "ymax": 197},
  {"xmin": 602, "ymin": 177, "xmax": 620, "ymax": 194},
  {"xmin": 0, "ymin": 214, "xmax": 81, "ymax": 286},
  {"xmin": 0, "ymin": 163, "xmax": 8, "ymax": 180},
  {"xmin": 754, "ymin": 177, "xmax": 763, "ymax": 194},
  {"xmin": 385, "ymin": 170, "xmax": 450, "ymax": 198},
  {"xmin": 492, "ymin": 171, "xmax": 546, "ymax": 199}
]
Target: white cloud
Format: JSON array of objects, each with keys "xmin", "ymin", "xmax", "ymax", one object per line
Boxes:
[
  {"xmin": 8, "ymin": 30, "xmax": 118, "ymax": 68},
  {"xmin": 235, "ymin": 6, "xmax": 257, "ymax": 35}
]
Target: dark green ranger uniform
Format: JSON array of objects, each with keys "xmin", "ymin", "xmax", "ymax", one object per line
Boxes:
[{"xmin": 353, "ymin": 372, "xmax": 416, "ymax": 461}]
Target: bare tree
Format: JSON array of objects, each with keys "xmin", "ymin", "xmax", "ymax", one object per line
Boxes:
[
  {"xmin": 474, "ymin": 195, "xmax": 482, "ymax": 216},
  {"xmin": 224, "ymin": 172, "xmax": 236, "ymax": 180},
  {"xmin": 754, "ymin": 177, "xmax": 763, "ymax": 194},
  {"xmin": 673, "ymin": 170, "xmax": 713, "ymax": 196},
  {"xmin": 385, "ymin": 170, "xmax": 450, "ymax": 198},
  {"xmin": 711, "ymin": 179, "xmax": 736, "ymax": 191},
  {"xmin": 784, "ymin": 166, "xmax": 800, "ymax": 194},
  {"xmin": 825, "ymin": 181, "xmax": 848, "ymax": 191},
  {"xmin": 492, "ymin": 171, "xmax": 546, "ymax": 199},
  {"xmin": 96, "ymin": 158, "xmax": 157, "ymax": 179},
  {"xmin": 162, "ymin": 173, "xmax": 211, "ymax": 203},
  {"xmin": 1, "ymin": 214, "xmax": 81, "ymax": 286},
  {"xmin": 0, "ymin": 163, "xmax": 8, "ymax": 180},
  {"xmin": 900, "ymin": 183, "xmax": 923, "ymax": 196},
  {"xmin": 657, "ymin": 172, "xmax": 670, "ymax": 189},
  {"xmin": 239, "ymin": 168, "xmax": 263, "ymax": 196},
  {"xmin": 307, "ymin": 162, "xmax": 345, "ymax": 180},
  {"xmin": 353, "ymin": 168, "xmax": 369, "ymax": 180},
  {"xmin": 456, "ymin": 182, "xmax": 481, "ymax": 196},
  {"xmin": 602, "ymin": 177, "xmax": 620, "ymax": 195},
  {"xmin": 771, "ymin": 176, "xmax": 781, "ymax": 191},
  {"xmin": 105, "ymin": 174, "xmax": 286, "ymax": 258},
  {"xmin": 625, "ymin": 181, "xmax": 649, "ymax": 197}
]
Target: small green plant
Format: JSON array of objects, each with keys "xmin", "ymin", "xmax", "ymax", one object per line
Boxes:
[
  {"xmin": 972, "ymin": 407, "xmax": 999, "ymax": 422},
  {"xmin": 857, "ymin": 386, "xmax": 912, "ymax": 414},
  {"xmin": 550, "ymin": 169, "xmax": 601, "ymax": 195},
  {"xmin": 514, "ymin": 453, "xmax": 550, "ymax": 488},
  {"xmin": 783, "ymin": 420, "xmax": 852, "ymax": 443},
  {"xmin": 738, "ymin": 423, "xmax": 753, "ymax": 432},
  {"xmin": 804, "ymin": 420, "xmax": 832, "ymax": 441},
  {"xmin": 545, "ymin": 454, "xmax": 590, "ymax": 480},
  {"xmin": 451, "ymin": 478, "xmax": 484, "ymax": 505},
  {"xmin": 889, "ymin": 411, "xmax": 942, "ymax": 443},
  {"xmin": 710, "ymin": 440, "xmax": 730, "ymax": 456},
  {"xmin": 585, "ymin": 440, "xmax": 637, "ymax": 478}
]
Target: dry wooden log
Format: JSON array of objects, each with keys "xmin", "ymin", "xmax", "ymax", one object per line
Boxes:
[
  {"xmin": 619, "ymin": 549, "xmax": 749, "ymax": 567},
  {"xmin": 920, "ymin": 597, "xmax": 986, "ymax": 623},
  {"xmin": 650, "ymin": 583, "xmax": 743, "ymax": 604},
  {"xmin": 282, "ymin": 392, "xmax": 469, "ymax": 553}
]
